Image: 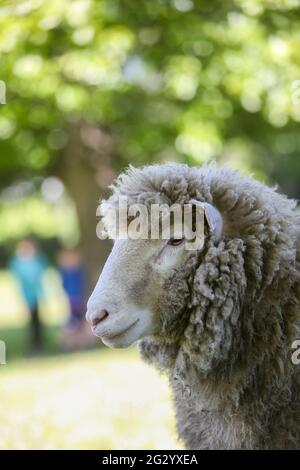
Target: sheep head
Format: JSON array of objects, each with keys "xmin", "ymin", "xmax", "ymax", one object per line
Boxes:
[
  {"xmin": 86, "ymin": 163, "xmax": 300, "ymax": 378},
  {"xmin": 86, "ymin": 198, "xmax": 223, "ymax": 349}
]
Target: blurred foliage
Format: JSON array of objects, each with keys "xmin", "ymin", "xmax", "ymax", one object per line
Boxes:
[
  {"xmin": 0, "ymin": 185, "xmax": 79, "ymax": 247},
  {"xmin": 0, "ymin": 0, "xmax": 300, "ymax": 195}
]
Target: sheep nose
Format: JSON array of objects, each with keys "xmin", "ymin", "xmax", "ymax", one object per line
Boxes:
[{"xmin": 86, "ymin": 308, "xmax": 109, "ymax": 326}]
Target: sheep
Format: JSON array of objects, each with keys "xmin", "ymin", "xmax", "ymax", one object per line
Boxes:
[{"xmin": 86, "ymin": 162, "xmax": 300, "ymax": 450}]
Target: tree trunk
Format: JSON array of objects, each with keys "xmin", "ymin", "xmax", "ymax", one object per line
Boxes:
[{"xmin": 56, "ymin": 120, "xmax": 116, "ymax": 297}]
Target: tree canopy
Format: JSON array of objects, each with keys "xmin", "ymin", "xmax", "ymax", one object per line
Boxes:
[{"xmin": 1, "ymin": 0, "xmax": 300, "ymax": 195}]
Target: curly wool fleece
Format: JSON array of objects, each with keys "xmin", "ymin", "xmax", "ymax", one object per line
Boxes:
[{"xmin": 103, "ymin": 162, "xmax": 300, "ymax": 449}]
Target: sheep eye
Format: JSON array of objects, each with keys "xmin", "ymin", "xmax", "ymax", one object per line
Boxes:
[{"xmin": 168, "ymin": 237, "xmax": 185, "ymax": 246}]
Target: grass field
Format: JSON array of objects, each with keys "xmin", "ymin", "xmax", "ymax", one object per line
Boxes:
[
  {"xmin": 1, "ymin": 346, "xmax": 181, "ymax": 450},
  {"xmin": 0, "ymin": 270, "xmax": 181, "ymax": 450}
]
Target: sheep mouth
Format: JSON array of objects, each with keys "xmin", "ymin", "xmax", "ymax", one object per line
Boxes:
[{"xmin": 99, "ymin": 319, "xmax": 140, "ymax": 342}]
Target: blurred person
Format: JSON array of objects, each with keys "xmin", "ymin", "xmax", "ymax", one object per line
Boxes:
[
  {"xmin": 57, "ymin": 248, "xmax": 86, "ymax": 328},
  {"xmin": 57, "ymin": 248, "xmax": 94, "ymax": 350},
  {"xmin": 9, "ymin": 238, "xmax": 48, "ymax": 353}
]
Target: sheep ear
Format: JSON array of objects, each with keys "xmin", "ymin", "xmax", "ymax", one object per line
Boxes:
[
  {"xmin": 202, "ymin": 202, "xmax": 223, "ymax": 241},
  {"xmin": 190, "ymin": 200, "xmax": 223, "ymax": 241}
]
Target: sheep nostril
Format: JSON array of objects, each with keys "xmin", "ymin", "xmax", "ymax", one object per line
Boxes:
[{"xmin": 92, "ymin": 309, "xmax": 109, "ymax": 327}]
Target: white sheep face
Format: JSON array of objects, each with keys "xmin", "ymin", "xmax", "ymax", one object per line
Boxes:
[{"xmin": 86, "ymin": 237, "xmax": 189, "ymax": 348}]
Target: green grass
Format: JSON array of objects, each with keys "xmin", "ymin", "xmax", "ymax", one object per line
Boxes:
[
  {"xmin": 0, "ymin": 346, "xmax": 181, "ymax": 450},
  {"xmin": 0, "ymin": 322, "xmax": 180, "ymax": 450},
  {"xmin": 0, "ymin": 324, "xmax": 61, "ymax": 360},
  {"xmin": 0, "ymin": 269, "xmax": 181, "ymax": 450}
]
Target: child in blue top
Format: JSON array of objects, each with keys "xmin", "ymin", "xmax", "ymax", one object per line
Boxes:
[{"xmin": 10, "ymin": 238, "xmax": 48, "ymax": 352}]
